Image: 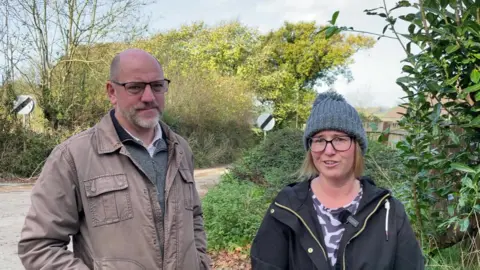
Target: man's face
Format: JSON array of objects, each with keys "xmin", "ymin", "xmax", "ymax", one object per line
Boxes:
[{"xmin": 106, "ymin": 54, "xmax": 166, "ymax": 131}]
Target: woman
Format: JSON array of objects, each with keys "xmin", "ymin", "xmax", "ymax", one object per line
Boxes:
[{"xmin": 250, "ymin": 91, "xmax": 424, "ymax": 270}]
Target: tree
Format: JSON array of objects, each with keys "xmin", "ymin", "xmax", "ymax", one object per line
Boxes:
[
  {"xmin": 140, "ymin": 21, "xmax": 260, "ymax": 77},
  {"xmin": 4, "ymin": 0, "xmax": 151, "ymax": 130},
  {"xmin": 241, "ymin": 22, "xmax": 375, "ymax": 128}
]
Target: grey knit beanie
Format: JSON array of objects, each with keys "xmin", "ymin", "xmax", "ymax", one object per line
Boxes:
[{"xmin": 303, "ymin": 91, "xmax": 368, "ymax": 155}]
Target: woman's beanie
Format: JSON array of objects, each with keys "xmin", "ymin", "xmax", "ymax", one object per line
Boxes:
[{"xmin": 303, "ymin": 91, "xmax": 368, "ymax": 155}]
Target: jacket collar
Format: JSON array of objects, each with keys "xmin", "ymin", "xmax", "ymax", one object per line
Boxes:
[
  {"xmin": 94, "ymin": 109, "xmax": 179, "ymax": 155},
  {"xmin": 274, "ymin": 176, "xmax": 389, "ymax": 213}
]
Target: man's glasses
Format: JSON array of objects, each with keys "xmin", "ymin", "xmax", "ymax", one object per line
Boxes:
[{"xmin": 111, "ymin": 79, "xmax": 170, "ymax": 95}]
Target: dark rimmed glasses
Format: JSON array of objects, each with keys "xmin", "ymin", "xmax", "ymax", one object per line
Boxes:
[
  {"xmin": 111, "ymin": 79, "xmax": 170, "ymax": 95},
  {"xmin": 308, "ymin": 136, "xmax": 353, "ymax": 152}
]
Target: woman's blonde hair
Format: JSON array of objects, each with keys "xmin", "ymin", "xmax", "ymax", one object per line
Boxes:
[{"xmin": 297, "ymin": 142, "xmax": 364, "ymax": 180}]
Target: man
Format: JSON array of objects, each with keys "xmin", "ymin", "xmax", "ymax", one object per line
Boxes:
[{"xmin": 18, "ymin": 48, "xmax": 211, "ymax": 270}]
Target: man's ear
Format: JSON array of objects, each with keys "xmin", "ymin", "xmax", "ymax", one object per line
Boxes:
[{"xmin": 106, "ymin": 82, "xmax": 117, "ymax": 105}]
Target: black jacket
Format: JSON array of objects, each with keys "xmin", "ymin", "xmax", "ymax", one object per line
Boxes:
[{"xmin": 250, "ymin": 177, "xmax": 425, "ymax": 270}]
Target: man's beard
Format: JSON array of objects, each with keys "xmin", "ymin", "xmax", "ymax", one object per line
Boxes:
[{"xmin": 120, "ymin": 103, "xmax": 161, "ymax": 129}]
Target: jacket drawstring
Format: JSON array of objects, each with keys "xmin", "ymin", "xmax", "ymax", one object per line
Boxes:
[{"xmin": 385, "ymin": 199, "xmax": 390, "ymax": 241}]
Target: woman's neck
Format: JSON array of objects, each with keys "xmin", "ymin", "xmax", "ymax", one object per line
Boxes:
[{"xmin": 311, "ymin": 175, "xmax": 360, "ymax": 209}]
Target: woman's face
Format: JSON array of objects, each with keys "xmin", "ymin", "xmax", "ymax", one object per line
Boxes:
[{"xmin": 310, "ymin": 130, "xmax": 356, "ymax": 182}]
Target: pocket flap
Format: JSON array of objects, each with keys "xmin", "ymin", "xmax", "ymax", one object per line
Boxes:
[
  {"xmin": 84, "ymin": 174, "xmax": 128, "ymax": 197},
  {"xmin": 179, "ymin": 169, "xmax": 194, "ymax": 183}
]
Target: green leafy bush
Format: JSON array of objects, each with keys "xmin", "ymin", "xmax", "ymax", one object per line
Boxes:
[
  {"xmin": 229, "ymin": 128, "xmax": 305, "ymax": 193},
  {"xmin": 0, "ymin": 129, "xmax": 59, "ymax": 178},
  {"xmin": 364, "ymin": 140, "xmax": 408, "ymax": 190},
  {"xmin": 202, "ymin": 173, "xmax": 269, "ymax": 251}
]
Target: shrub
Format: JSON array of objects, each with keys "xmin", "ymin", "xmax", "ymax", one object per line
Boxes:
[
  {"xmin": 162, "ymin": 63, "xmax": 257, "ymax": 168},
  {"xmin": 229, "ymin": 128, "xmax": 305, "ymax": 193},
  {"xmin": 202, "ymin": 173, "xmax": 269, "ymax": 251},
  {"xmin": 364, "ymin": 140, "xmax": 408, "ymax": 190},
  {"xmin": 0, "ymin": 128, "xmax": 59, "ymax": 178}
]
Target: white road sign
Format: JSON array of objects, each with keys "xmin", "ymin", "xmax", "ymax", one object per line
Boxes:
[
  {"xmin": 13, "ymin": 95, "xmax": 35, "ymax": 115},
  {"xmin": 257, "ymin": 113, "xmax": 275, "ymax": 131}
]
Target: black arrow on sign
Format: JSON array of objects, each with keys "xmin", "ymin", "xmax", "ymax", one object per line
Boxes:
[{"xmin": 260, "ymin": 114, "xmax": 273, "ymax": 130}]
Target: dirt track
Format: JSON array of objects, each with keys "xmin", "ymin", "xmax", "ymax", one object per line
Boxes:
[{"xmin": 0, "ymin": 167, "xmax": 227, "ymax": 270}]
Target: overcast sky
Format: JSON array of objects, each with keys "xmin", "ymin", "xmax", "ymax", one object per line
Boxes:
[{"xmin": 144, "ymin": 0, "xmax": 415, "ymax": 108}]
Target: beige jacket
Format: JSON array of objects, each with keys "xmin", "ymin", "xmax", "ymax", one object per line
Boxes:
[{"xmin": 18, "ymin": 112, "xmax": 211, "ymax": 270}]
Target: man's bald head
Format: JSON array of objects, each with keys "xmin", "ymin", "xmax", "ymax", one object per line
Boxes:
[
  {"xmin": 106, "ymin": 48, "xmax": 167, "ymax": 134},
  {"xmin": 109, "ymin": 48, "xmax": 162, "ymax": 81}
]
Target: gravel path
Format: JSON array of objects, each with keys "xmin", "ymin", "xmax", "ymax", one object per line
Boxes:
[{"xmin": 0, "ymin": 167, "xmax": 227, "ymax": 270}]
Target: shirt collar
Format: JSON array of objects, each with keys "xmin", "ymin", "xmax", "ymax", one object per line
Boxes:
[{"xmin": 124, "ymin": 122, "xmax": 163, "ymax": 147}]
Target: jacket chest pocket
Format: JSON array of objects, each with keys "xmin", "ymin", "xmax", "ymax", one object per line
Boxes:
[
  {"xmin": 84, "ymin": 174, "xmax": 134, "ymax": 227},
  {"xmin": 179, "ymin": 169, "xmax": 194, "ymax": 210}
]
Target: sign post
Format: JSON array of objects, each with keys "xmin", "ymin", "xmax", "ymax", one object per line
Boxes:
[{"xmin": 256, "ymin": 113, "xmax": 275, "ymax": 140}]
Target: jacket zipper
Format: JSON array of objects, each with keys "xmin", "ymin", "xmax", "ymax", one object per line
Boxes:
[
  {"xmin": 342, "ymin": 193, "xmax": 391, "ymax": 270},
  {"xmin": 274, "ymin": 202, "xmax": 328, "ymax": 261}
]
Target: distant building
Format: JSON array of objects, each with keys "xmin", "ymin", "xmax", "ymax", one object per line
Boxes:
[
  {"xmin": 362, "ymin": 98, "xmax": 451, "ymax": 148},
  {"xmin": 361, "ymin": 105, "xmax": 407, "ymax": 148}
]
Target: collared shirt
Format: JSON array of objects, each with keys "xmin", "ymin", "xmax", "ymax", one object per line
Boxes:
[{"xmin": 123, "ymin": 123, "xmax": 163, "ymax": 157}]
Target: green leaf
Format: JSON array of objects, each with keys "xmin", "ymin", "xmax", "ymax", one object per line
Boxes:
[
  {"xmin": 431, "ymin": 103, "xmax": 442, "ymax": 124},
  {"xmin": 423, "ymin": 7, "xmax": 443, "ymax": 16},
  {"xmin": 431, "ymin": 27, "xmax": 448, "ymax": 35},
  {"xmin": 382, "ymin": 25, "xmax": 389, "ymax": 34},
  {"xmin": 472, "ymin": 116, "xmax": 480, "ymax": 125},
  {"xmin": 448, "ymin": 205, "xmax": 455, "ymax": 216},
  {"xmin": 399, "ymin": 14, "xmax": 416, "ymax": 22},
  {"xmin": 396, "ymin": 76, "xmax": 416, "ymax": 84},
  {"xmin": 440, "ymin": 0, "xmax": 449, "ymax": 8},
  {"xmin": 398, "ymin": 0, "xmax": 411, "ymax": 7},
  {"xmin": 451, "ymin": 163, "xmax": 476, "ymax": 174},
  {"xmin": 464, "ymin": 83, "xmax": 480, "ymax": 93},
  {"xmin": 402, "ymin": 65, "xmax": 415, "ymax": 74},
  {"xmin": 470, "ymin": 69, "xmax": 480, "ymax": 84},
  {"xmin": 427, "ymin": 82, "xmax": 440, "ymax": 92},
  {"xmin": 460, "ymin": 218, "xmax": 470, "ymax": 232},
  {"xmin": 446, "ymin": 44, "xmax": 460, "ymax": 54},
  {"xmin": 463, "ymin": 116, "xmax": 480, "ymax": 128},
  {"xmin": 445, "ymin": 74, "xmax": 460, "ymax": 85},
  {"xmin": 475, "ymin": 91, "xmax": 480, "ymax": 102},
  {"xmin": 462, "ymin": 177, "xmax": 474, "ymax": 189},
  {"xmin": 448, "ymin": 131, "xmax": 460, "ymax": 144},
  {"xmin": 325, "ymin": 26, "xmax": 338, "ymax": 39},
  {"xmin": 408, "ymin": 24, "xmax": 415, "ymax": 34},
  {"xmin": 429, "ymin": 159, "xmax": 444, "ymax": 166},
  {"xmin": 459, "ymin": 197, "xmax": 466, "ymax": 208},
  {"xmin": 331, "ymin": 11, "xmax": 340, "ymax": 25}
]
